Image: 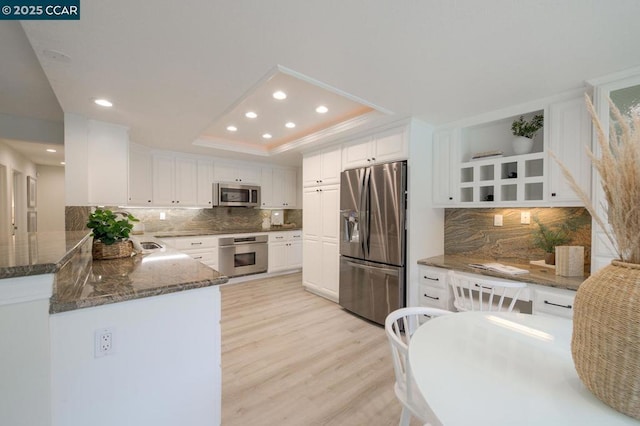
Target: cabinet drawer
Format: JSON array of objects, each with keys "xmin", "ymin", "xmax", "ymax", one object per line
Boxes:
[
  {"xmin": 533, "ymin": 287, "xmax": 575, "ymax": 319},
  {"xmin": 419, "ymin": 267, "xmax": 448, "ymax": 289},
  {"xmin": 269, "ymin": 231, "xmax": 302, "ymax": 242},
  {"xmin": 419, "ymin": 285, "xmax": 449, "ymax": 309},
  {"xmin": 169, "ymin": 236, "xmax": 218, "ymax": 250}
]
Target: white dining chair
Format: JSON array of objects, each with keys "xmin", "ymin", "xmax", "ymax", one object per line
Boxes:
[
  {"xmin": 385, "ymin": 307, "xmax": 453, "ymax": 426},
  {"xmin": 448, "ymin": 271, "xmax": 527, "ymax": 312}
]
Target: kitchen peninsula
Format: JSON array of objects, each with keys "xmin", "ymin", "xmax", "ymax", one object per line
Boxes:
[{"xmin": 0, "ymin": 231, "xmax": 227, "ymax": 426}]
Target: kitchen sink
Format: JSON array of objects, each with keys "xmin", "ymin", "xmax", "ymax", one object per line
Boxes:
[{"xmin": 140, "ymin": 241, "xmax": 163, "ymax": 250}]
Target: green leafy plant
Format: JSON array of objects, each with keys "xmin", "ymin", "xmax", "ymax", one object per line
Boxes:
[
  {"xmin": 511, "ymin": 114, "xmax": 544, "ymax": 139},
  {"xmin": 531, "ymin": 216, "xmax": 572, "ymax": 254},
  {"xmin": 86, "ymin": 208, "xmax": 139, "ymax": 245}
]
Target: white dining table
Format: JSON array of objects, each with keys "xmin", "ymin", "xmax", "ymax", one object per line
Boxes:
[{"xmin": 408, "ymin": 311, "xmax": 639, "ymax": 425}]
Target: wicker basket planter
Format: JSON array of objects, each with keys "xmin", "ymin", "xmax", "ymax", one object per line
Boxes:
[
  {"xmin": 92, "ymin": 239, "xmax": 133, "ymax": 260},
  {"xmin": 572, "ymin": 260, "xmax": 640, "ymax": 419}
]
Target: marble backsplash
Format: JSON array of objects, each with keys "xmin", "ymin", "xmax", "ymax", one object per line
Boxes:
[
  {"xmin": 445, "ymin": 207, "xmax": 591, "ymax": 270},
  {"xmin": 66, "ymin": 206, "xmax": 302, "ymax": 234}
]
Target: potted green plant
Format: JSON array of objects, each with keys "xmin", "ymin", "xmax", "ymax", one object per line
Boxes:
[
  {"xmin": 511, "ymin": 114, "xmax": 543, "ymax": 155},
  {"xmin": 531, "ymin": 217, "xmax": 571, "ymax": 265},
  {"xmin": 87, "ymin": 208, "xmax": 139, "ymax": 260}
]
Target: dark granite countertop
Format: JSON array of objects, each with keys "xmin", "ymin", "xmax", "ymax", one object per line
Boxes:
[
  {"xmin": 418, "ymin": 255, "xmax": 586, "ymax": 291},
  {"xmin": 0, "ymin": 231, "xmax": 228, "ymax": 313},
  {"xmin": 51, "ymin": 237, "xmax": 228, "ymax": 313},
  {"xmin": 0, "ymin": 231, "xmax": 90, "ymax": 279}
]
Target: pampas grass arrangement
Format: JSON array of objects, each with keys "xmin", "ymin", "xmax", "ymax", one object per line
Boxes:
[{"xmin": 551, "ymin": 93, "xmax": 640, "ymax": 264}]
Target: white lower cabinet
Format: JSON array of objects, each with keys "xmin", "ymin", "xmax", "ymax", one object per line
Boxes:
[
  {"xmin": 159, "ymin": 236, "xmax": 218, "ymax": 270},
  {"xmin": 530, "ymin": 283, "xmax": 576, "ymax": 319},
  {"xmin": 418, "ymin": 265, "xmax": 454, "ymax": 310},
  {"xmin": 268, "ymin": 231, "xmax": 302, "ymax": 273},
  {"xmin": 418, "ymin": 266, "xmax": 576, "ymax": 318}
]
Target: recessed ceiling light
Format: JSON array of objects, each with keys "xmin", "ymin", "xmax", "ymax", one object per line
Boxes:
[
  {"xmin": 226, "ymin": 125, "xmax": 238, "ymax": 132},
  {"xmin": 273, "ymin": 91, "xmax": 287, "ymax": 100},
  {"xmin": 316, "ymin": 105, "xmax": 328, "ymax": 114},
  {"xmin": 46, "ymin": 148, "xmax": 57, "ymax": 153},
  {"xmin": 262, "ymin": 133, "xmax": 272, "ymax": 139},
  {"xmin": 285, "ymin": 122, "xmax": 296, "ymax": 129},
  {"xmin": 245, "ymin": 111, "xmax": 258, "ymax": 119},
  {"xmin": 94, "ymin": 99, "xmax": 113, "ymax": 107}
]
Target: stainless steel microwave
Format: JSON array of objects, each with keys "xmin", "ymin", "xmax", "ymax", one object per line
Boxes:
[{"xmin": 213, "ymin": 183, "xmax": 261, "ymax": 207}]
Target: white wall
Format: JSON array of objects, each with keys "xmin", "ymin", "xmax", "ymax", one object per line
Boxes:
[
  {"xmin": 406, "ymin": 119, "xmax": 444, "ymax": 307},
  {"xmin": 36, "ymin": 165, "xmax": 65, "ymax": 231},
  {"xmin": 0, "ymin": 274, "xmax": 54, "ymax": 426},
  {"xmin": 50, "ymin": 286, "xmax": 221, "ymax": 426}
]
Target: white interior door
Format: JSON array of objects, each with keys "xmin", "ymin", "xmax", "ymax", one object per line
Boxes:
[{"xmin": 12, "ymin": 170, "xmax": 25, "ymax": 235}]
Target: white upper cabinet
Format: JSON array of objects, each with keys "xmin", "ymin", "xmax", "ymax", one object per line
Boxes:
[
  {"xmin": 128, "ymin": 142, "xmax": 153, "ymax": 205},
  {"xmin": 213, "ymin": 163, "xmax": 261, "ymax": 184},
  {"xmin": 152, "ymin": 153, "xmax": 197, "ymax": 206},
  {"xmin": 261, "ymin": 167, "xmax": 299, "ymax": 208},
  {"xmin": 196, "ymin": 159, "xmax": 214, "ymax": 207},
  {"xmin": 342, "ymin": 127, "xmax": 407, "ymax": 169},
  {"xmin": 547, "ymin": 97, "xmax": 592, "ymax": 205},
  {"xmin": 302, "ymin": 146, "xmax": 341, "ymax": 187},
  {"xmin": 86, "ymin": 120, "xmax": 129, "ymax": 206},
  {"xmin": 272, "ymin": 168, "xmax": 298, "ymax": 208},
  {"xmin": 432, "ymin": 129, "xmax": 460, "ymax": 206},
  {"xmin": 260, "ymin": 168, "xmax": 274, "ymax": 208},
  {"xmin": 433, "ymin": 92, "xmax": 593, "ymax": 207}
]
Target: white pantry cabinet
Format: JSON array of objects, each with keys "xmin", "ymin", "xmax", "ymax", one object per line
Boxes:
[
  {"xmin": 128, "ymin": 142, "xmax": 153, "ymax": 205},
  {"xmin": 302, "ymin": 184, "xmax": 340, "ymax": 302},
  {"xmin": 153, "ymin": 154, "xmax": 198, "ymax": 206},
  {"xmin": 341, "ymin": 127, "xmax": 407, "ymax": 169},
  {"xmin": 214, "ymin": 163, "xmax": 261, "ymax": 184},
  {"xmin": 268, "ymin": 231, "xmax": 302, "ymax": 272},
  {"xmin": 302, "ymin": 146, "xmax": 342, "ymax": 187}
]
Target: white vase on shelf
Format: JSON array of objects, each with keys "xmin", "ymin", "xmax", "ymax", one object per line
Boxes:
[{"xmin": 512, "ymin": 136, "xmax": 534, "ymax": 155}]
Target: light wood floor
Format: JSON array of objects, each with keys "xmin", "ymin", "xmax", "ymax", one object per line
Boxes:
[{"xmin": 220, "ymin": 272, "xmax": 420, "ymax": 426}]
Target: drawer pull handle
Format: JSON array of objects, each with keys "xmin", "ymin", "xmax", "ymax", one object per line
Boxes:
[
  {"xmin": 423, "ymin": 276, "xmax": 439, "ymax": 281},
  {"xmin": 474, "ymin": 283, "xmax": 493, "ymax": 290},
  {"xmin": 423, "ymin": 294, "xmax": 440, "ymax": 300},
  {"xmin": 544, "ymin": 300, "xmax": 572, "ymax": 309},
  {"xmin": 191, "ymin": 242, "xmax": 203, "ymax": 245},
  {"xmin": 193, "ymin": 256, "xmax": 203, "ymax": 259}
]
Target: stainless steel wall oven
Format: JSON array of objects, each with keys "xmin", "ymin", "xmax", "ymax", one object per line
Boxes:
[{"xmin": 218, "ymin": 235, "xmax": 268, "ymax": 277}]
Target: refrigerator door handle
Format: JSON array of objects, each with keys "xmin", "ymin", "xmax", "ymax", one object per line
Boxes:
[
  {"xmin": 359, "ymin": 168, "xmax": 368, "ymax": 256},
  {"xmin": 363, "ymin": 167, "xmax": 371, "ymax": 257},
  {"xmin": 345, "ymin": 260, "xmax": 399, "ymax": 276}
]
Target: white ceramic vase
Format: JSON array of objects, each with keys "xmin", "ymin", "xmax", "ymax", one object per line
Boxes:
[{"xmin": 512, "ymin": 136, "xmax": 534, "ymax": 155}]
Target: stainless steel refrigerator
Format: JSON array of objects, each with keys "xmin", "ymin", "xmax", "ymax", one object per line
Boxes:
[{"xmin": 338, "ymin": 161, "xmax": 406, "ymax": 325}]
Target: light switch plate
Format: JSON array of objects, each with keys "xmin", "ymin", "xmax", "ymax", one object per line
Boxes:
[
  {"xmin": 521, "ymin": 211, "xmax": 531, "ymax": 224},
  {"xmin": 494, "ymin": 214, "xmax": 503, "ymax": 226}
]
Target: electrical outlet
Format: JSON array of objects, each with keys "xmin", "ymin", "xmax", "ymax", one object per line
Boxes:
[
  {"xmin": 159, "ymin": 212, "xmax": 166, "ymax": 220},
  {"xmin": 521, "ymin": 211, "xmax": 531, "ymax": 224},
  {"xmin": 493, "ymin": 214, "xmax": 503, "ymax": 227},
  {"xmin": 95, "ymin": 328, "xmax": 115, "ymax": 358}
]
